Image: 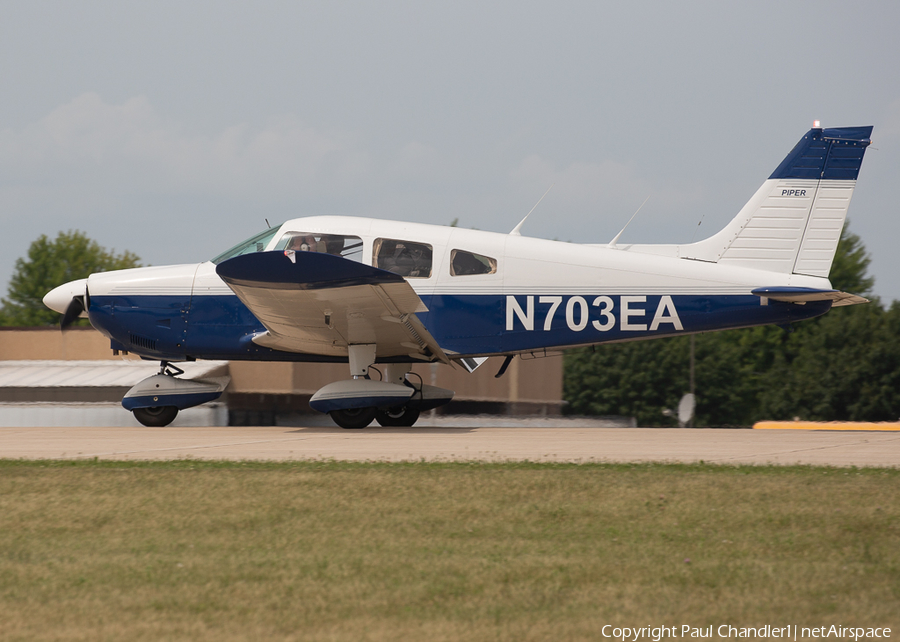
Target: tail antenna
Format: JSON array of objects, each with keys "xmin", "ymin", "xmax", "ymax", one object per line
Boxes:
[
  {"xmin": 689, "ymin": 213, "xmax": 706, "ymax": 244},
  {"xmin": 608, "ymin": 195, "xmax": 650, "ymax": 248}
]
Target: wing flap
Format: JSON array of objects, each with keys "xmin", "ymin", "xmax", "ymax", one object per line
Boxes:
[{"xmin": 216, "ymin": 251, "xmax": 448, "ymax": 362}]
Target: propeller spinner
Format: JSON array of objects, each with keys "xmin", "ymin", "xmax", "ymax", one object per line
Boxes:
[{"xmin": 42, "ymin": 278, "xmax": 90, "ymax": 329}]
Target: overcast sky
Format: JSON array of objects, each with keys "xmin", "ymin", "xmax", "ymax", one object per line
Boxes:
[{"xmin": 2, "ymin": 1, "xmax": 899, "ymax": 300}]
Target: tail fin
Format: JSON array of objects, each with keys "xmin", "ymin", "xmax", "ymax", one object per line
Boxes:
[{"xmin": 684, "ymin": 126, "xmax": 873, "ymax": 276}]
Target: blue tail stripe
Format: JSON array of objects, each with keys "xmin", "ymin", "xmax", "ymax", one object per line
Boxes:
[{"xmin": 769, "ymin": 126, "xmax": 872, "ymax": 181}]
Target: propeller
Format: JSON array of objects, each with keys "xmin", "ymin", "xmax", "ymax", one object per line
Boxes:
[
  {"xmin": 60, "ymin": 296, "xmax": 85, "ymax": 329},
  {"xmin": 59, "ymin": 285, "xmax": 90, "ymax": 330}
]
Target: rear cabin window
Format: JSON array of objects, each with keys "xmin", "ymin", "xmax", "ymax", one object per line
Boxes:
[
  {"xmin": 275, "ymin": 233, "xmax": 363, "ymax": 262},
  {"xmin": 373, "ymin": 238, "xmax": 433, "ymax": 278},
  {"xmin": 450, "ymin": 249, "xmax": 497, "ymax": 276}
]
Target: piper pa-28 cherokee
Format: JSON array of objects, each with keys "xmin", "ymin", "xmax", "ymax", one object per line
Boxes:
[{"xmin": 44, "ymin": 125, "xmax": 873, "ymax": 428}]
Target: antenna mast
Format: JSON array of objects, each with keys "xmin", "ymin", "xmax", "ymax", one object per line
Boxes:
[
  {"xmin": 608, "ymin": 195, "xmax": 650, "ymax": 248},
  {"xmin": 510, "ymin": 184, "xmax": 554, "ymax": 236}
]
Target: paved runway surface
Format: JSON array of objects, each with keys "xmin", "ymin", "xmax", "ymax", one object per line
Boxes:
[{"xmin": 2, "ymin": 421, "xmax": 898, "ymax": 466}]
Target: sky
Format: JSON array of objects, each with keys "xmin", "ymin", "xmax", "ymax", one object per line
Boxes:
[{"xmin": 2, "ymin": 1, "xmax": 899, "ymax": 300}]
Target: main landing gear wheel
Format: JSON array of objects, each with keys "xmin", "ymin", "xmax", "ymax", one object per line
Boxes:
[
  {"xmin": 329, "ymin": 407, "xmax": 377, "ymax": 429},
  {"xmin": 133, "ymin": 406, "xmax": 179, "ymax": 427},
  {"xmin": 375, "ymin": 406, "xmax": 420, "ymax": 427}
]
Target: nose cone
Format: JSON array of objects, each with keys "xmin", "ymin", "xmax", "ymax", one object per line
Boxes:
[{"xmin": 43, "ymin": 279, "xmax": 88, "ymax": 314}]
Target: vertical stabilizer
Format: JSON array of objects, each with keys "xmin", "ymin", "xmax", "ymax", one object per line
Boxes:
[{"xmin": 683, "ymin": 126, "xmax": 872, "ymax": 276}]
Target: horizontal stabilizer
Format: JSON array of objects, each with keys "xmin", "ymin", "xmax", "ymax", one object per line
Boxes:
[{"xmin": 751, "ymin": 287, "xmax": 868, "ymax": 307}]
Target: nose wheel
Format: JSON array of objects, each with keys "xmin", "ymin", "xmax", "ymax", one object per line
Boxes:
[{"xmin": 133, "ymin": 405, "xmax": 179, "ymax": 427}]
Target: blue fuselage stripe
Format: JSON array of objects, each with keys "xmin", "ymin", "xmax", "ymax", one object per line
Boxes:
[{"xmin": 88, "ymin": 293, "xmax": 831, "ymax": 361}]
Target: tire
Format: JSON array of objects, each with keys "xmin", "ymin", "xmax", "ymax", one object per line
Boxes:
[
  {"xmin": 329, "ymin": 407, "xmax": 377, "ymax": 429},
  {"xmin": 133, "ymin": 406, "xmax": 179, "ymax": 427},
  {"xmin": 375, "ymin": 406, "xmax": 420, "ymax": 427}
]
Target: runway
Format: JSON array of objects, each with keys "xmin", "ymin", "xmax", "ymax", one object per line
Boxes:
[{"xmin": 1, "ymin": 421, "xmax": 898, "ymax": 466}]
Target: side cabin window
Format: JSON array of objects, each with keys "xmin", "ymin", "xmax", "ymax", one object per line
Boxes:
[
  {"xmin": 275, "ymin": 232, "xmax": 363, "ymax": 262},
  {"xmin": 450, "ymin": 249, "xmax": 497, "ymax": 276},
  {"xmin": 373, "ymin": 238, "xmax": 433, "ymax": 278}
]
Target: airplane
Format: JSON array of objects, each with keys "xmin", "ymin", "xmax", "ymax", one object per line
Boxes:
[{"xmin": 43, "ymin": 125, "xmax": 873, "ymax": 429}]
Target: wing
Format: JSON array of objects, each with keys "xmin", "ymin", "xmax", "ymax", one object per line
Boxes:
[
  {"xmin": 751, "ymin": 287, "xmax": 869, "ymax": 307},
  {"xmin": 216, "ymin": 250, "xmax": 450, "ymax": 363}
]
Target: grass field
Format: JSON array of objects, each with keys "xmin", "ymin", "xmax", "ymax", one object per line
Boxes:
[{"xmin": 0, "ymin": 460, "xmax": 897, "ymax": 641}]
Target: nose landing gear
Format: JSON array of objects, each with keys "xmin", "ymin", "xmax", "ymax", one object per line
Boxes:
[{"xmin": 123, "ymin": 361, "xmax": 226, "ymax": 427}]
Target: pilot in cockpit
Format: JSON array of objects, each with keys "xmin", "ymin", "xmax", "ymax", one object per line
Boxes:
[
  {"xmin": 287, "ymin": 234, "xmax": 322, "ymax": 252},
  {"xmin": 323, "ymin": 236, "xmax": 345, "ymax": 256}
]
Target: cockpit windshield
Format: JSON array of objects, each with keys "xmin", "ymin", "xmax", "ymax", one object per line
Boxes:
[{"xmin": 210, "ymin": 226, "xmax": 281, "ymax": 265}]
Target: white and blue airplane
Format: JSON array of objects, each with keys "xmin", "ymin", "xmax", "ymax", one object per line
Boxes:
[{"xmin": 44, "ymin": 125, "xmax": 873, "ymax": 428}]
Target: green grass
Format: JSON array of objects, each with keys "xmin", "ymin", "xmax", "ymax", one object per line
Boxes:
[{"xmin": 0, "ymin": 460, "xmax": 898, "ymax": 641}]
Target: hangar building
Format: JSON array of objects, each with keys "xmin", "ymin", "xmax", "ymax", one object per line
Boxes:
[{"xmin": 0, "ymin": 327, "xmax": 563, "ymax": 427}]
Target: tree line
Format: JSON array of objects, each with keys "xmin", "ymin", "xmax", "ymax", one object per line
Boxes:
[
  {"xmin": 564, "ymin": 225, "xmax": 900, "ymax": 426},
  {"xmin": 0, "ymin": 231, "xmax": 140, "ymax": 327}
]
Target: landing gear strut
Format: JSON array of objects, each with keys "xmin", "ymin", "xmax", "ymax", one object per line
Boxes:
[{"xmin": 158, "ymin": 361, "xmax": 184, "ymax": 377}]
